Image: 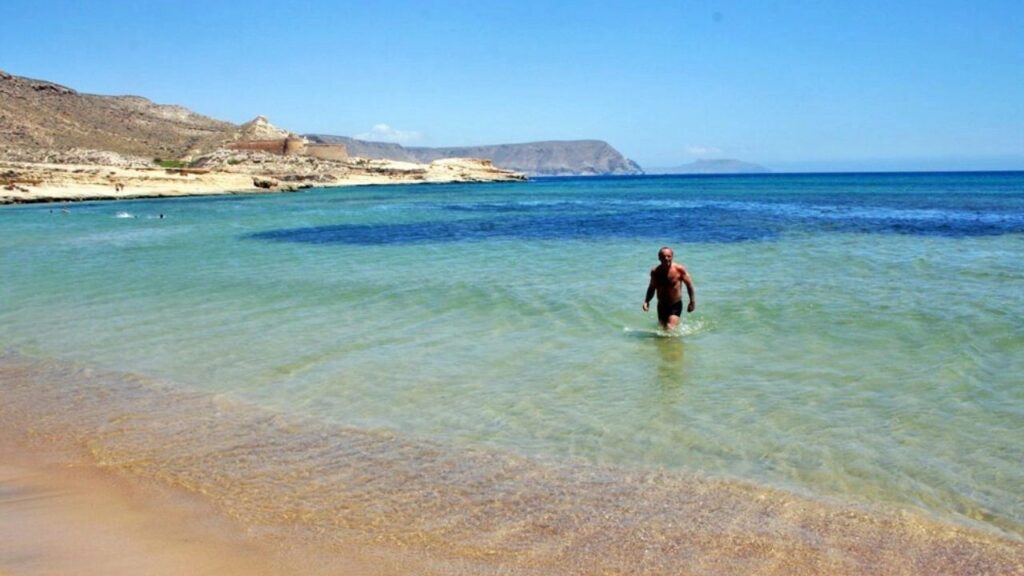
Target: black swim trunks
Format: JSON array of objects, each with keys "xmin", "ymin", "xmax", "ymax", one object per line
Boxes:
[{"xmin": 657, "ymin": 300, "xmax": 683, "ymax": 323}]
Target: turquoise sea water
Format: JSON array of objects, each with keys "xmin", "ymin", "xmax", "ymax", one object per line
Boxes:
[{"xmin": 2, "ymin": 172, "xmax": 1023, "ymax": 568}]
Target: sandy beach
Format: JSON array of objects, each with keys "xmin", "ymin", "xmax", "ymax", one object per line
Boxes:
[
  {"xmin": 2, "ymin": 352, "xmax": 1023, "ymax": 576},
  {"xmin": 0, "ymin": 156, "xmax": 526, "ymax": 204},
  {"xmin": 0, "ymin": 439, "xmax": 289, "ymax": 576},
  {"xmin": 0, "ymin": 436, "xmax": 536, "ymax": 576},
  {"xmin": 0, "ymin": 434, "xmax": 467, "ymax": 576}
]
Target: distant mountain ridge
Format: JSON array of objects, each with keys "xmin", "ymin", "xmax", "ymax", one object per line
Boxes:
[
  {"xmin": 648, "ymin": 159, "xmax": 770, "ymax": 174},
  {"xmin": 306, "ymin": 135, "xmax": 643, "ymax": 177}
]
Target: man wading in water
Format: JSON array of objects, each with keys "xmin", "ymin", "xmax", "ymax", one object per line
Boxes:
[{"xmin": 642, "ymin": 246, "xmax": 696, "ymax": 330}]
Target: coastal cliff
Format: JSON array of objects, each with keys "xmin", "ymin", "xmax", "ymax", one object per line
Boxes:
[{"xmin": 307, "ymin": 135, "xmax": 644, "ymax": 176}]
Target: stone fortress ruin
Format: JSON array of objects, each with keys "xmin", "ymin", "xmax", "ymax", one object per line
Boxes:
[{"xmin": 227, "ymin": 136, "xmax": 348, "ymax": 162}]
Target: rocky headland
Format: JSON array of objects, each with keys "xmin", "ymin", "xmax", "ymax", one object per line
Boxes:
[
  {"xmin": 306, "ymin": 135, "xmax": 643, "ymax": 176},
  {"xmin": 0, "ymin": 70, "xmax": 526, "ymax": 204}
]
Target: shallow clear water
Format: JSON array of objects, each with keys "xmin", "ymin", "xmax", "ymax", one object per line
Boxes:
[{"xmin": 2, "ymin": 173, "xmax": 1023, "ymax": 542}]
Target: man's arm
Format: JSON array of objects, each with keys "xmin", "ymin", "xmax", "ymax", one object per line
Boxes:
[
  {"xmin": 680, "ymin": 265, "xmax": 696, "ymax": 313},
  {"xmin": 642, "ymin": 271, "xmax": 656, "ymax": 312}
]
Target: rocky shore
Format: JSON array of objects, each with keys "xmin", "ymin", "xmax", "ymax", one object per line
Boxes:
[{"xmin": 0, "ymin": 147, "xmax": 526, "ymax": 205}]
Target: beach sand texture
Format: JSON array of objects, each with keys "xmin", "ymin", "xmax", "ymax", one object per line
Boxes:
[
  {"xmin": 0, "ymin": 451, "xmax": 287, "ymax": 576},
  {"xmin": 2, "ymin": 354, "xmax": 1022, "ymax": 576}
]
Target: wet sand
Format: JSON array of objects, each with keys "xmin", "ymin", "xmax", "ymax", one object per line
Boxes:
[
  {"xmin": 2, "ymin": 354, "xmax": 1023, "ymax": 575},
  {"xmin": 0, "ymin": 437, "xmax": 470, "ymax": 576},
  {"xmin": 0, "ymin": 413, "xmax": 523, "ymax": 575},
  {"xmin": 0, "ymin": 433, "xmax": 384, "ymax": 576},
  {"xmin": 0, "ymin": 440, "xmax": 283, "ymax": 576}
]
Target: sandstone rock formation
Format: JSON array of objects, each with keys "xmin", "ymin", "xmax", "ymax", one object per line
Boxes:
[
  {"xmin": 192, "ymin": 149, "xmax": 524, "ymax": 186},
  {"xmin": 0, "ymin": 146, "xmax": 526, "ymax": 204}
]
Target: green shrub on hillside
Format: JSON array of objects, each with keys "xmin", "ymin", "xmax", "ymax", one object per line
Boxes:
[{"xmin": 153, "ymin": 158, "xmax": 189, "ymax": 169}]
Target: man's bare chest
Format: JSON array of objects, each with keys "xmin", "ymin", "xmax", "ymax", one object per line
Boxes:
[{"xmin": 655, "ymin": 268, "xmax": 683, "ymax": 287}]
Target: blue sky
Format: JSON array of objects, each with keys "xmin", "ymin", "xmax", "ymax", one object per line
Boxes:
[{"xmin": 2, "ymin": 1, "xmax": 1022, "ymax": 171}]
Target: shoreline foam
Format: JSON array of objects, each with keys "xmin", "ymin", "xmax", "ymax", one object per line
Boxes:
[{"xmin": 2, "ymin": 352, "xmax": 1021, "ymax": 575}]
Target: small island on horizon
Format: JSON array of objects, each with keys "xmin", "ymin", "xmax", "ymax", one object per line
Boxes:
[{"xmin": 646, "ymin": 158, "xmax": 771, "ymax": 175}]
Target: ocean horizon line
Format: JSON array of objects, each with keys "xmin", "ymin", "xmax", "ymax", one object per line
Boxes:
[{"xmin": 536, "ymin": 169, "xmax": 1024, "ymax": 180}]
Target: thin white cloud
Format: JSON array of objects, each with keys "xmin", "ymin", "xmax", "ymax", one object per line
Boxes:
[
  {"xmin": 685, "ymin": 145, "xmax": 723, "ymax": 157},
  {"xmin": 355, "ymin": 123, "xmax": 422, "ymax": 144}
]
